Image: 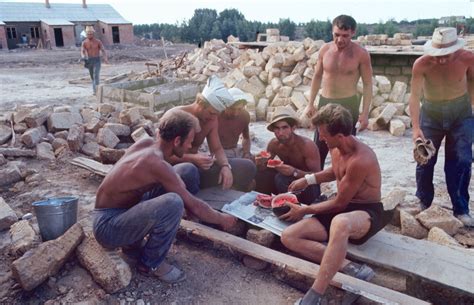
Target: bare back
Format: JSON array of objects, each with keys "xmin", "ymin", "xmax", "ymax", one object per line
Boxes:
[
  {"xmin": 218, "ymin": 110, "xmax": 250, "ymax": 149},
  {"xmin": 95, "ymin": 139, "xmax": 181, "ymax": 209},
  {"xmin": 82, "ymin": 38, "xmax": 103, "ymax": 58},
  {"xmin": 319, "ymin": 42, "xmax": 368, "ymax": 99},
  {"xmin": 331, "ymin": 138, "xmax": 381, "ymax": 204},
  {"xmin": 267, "ymin": 134, "xmax": 320, "ymax": 172},
  {"xmin": 414, "ymin": 50, "xmax": 473, "ymax": 101}
]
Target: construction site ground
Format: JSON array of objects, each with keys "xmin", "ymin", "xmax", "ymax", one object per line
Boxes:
[{"xmin": 0, "ymin": 45, "xmax": 472, "ymax": 305}]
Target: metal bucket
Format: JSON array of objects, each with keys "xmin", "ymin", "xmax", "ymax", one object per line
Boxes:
[{"xmin": 32, "ymin": 196, "xmax": 78, "ymax": 241}]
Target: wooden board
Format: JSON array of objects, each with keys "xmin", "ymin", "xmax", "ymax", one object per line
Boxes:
[
  {"xmin": 70, "ymin": 157, "xmax": 111, "ymax": 177},
  {"xmin": 180, "ymin": 220, "xmax": 430, "ymax": 305},
  {"xmin": 347, "ymin": 231, "xmax": 474, "ymax": 296}
]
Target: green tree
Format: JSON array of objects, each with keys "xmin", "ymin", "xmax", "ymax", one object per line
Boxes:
[
  {"xmin": 304, "ymin": 20, "xmax": 332, "ymax": 41},
  {"xmin": 278, "ymin": 18, "xmax": 296, "ymax": 40},
  {"xmin": 186, "ymin": 9, "xmax": 219, "ymax": 43}
]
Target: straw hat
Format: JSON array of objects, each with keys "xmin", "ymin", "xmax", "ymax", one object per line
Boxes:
[
  {"xmin": 267, "ymin": 107, "xmax": 299, "ymax": 131},
  {"xmin": 423, "ymin": 27, "xmax": 465, "ymax": 57},
  {"xmin": 85, "ymin": 25, "xmax": 95, "ymax": 34}
]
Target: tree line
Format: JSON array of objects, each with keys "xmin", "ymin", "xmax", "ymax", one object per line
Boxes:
[{"xmin": 133, "ymin": 9, "xmax": 474, "ymax": 43}]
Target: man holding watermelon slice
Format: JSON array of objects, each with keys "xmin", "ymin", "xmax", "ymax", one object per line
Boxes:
[{"xmin": 281, "ymin": 104, "xmax": 390, "ymax": 305}]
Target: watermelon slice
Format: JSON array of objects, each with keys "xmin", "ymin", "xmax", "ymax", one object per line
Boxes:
[
  {"xmin": 258, "ymin": 151, "xmax": 271, "ymax": 158},
  {"xmin": 255, "ymin": 193, "xmax": 273, "ymax": 209},
  {"xmin": 271, "ymin": 193, "xmax": 299, "ymax": 217},
  {"xmin": 267, "ymin": 159, "xmax": 283, "ymax": 168}
]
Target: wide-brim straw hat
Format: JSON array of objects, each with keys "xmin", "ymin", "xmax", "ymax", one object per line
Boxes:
[
  {"xmin": 85, "ymin": 25, "xmax": 95, "ymax": 34},
  {"xmin": 424, "ymin": 27, "xmax": 465, "ymax": 57},
  {"xmin": 267, "ymin": 107, "xmax": 299, "ymax": 131}
]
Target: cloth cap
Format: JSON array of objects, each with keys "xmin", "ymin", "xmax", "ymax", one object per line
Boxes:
[
  {"xmin": 423, "ymin": 27, "xmax": 465, "ymax": 57},
  {"xmin": 201, "ymin": 75, "xmax": 233, "ymax": 112},
  {"xmin": 228, "ymin": 87, "xmax": 250, "ymax": 106},
  {"xmin": 267, "ymin": 107, "xmax": 299, "ymax": 131}
]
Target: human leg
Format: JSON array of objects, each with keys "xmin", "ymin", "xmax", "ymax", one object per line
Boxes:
[
  {"xmin": 93, "ymin": 59, "xmax": 101, "ymax": 94},
  {"xmin": 174, "ymin": 162, "xmax": 200, "ymax": 195},
  {"xmin": 255, "ymin": 168, "xmax": 278, "ymax": 195},
  {"xmin": 228, "ymin": 158, "xmax": 256, "ymax": 191}
]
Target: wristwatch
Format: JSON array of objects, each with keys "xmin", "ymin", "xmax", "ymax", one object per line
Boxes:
[
  {"xmin": 222, "ymin": 163, "xmax": 232, "ymax": 170},
  {"xmin": 293, "ymin": 169, "xmax": 298, "ymax": 178}
]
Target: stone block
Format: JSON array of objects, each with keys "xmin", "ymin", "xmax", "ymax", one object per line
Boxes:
[
  {"xmin": 67, "ymin": 125, "xmax": 84, "ymax": 152},
  {"xmin": 0, "ymin": 124, "xmax": 12, "ymax": 145},
  {"xmin": 80, "ymin": 108, "xmax": 101, "ymax": 124},
  {"xmin": 271, "ymin": 96, "xmax": 292, "ymax": 107},
  {"xmin": 367, "ymin": 118, "xmax": 383, "ymax": 131},
  {"xmin": 11, "ymin": 223, "xmax": 84, "ymax": 291},
  {"xmin": 382, "ymin": 188, "xmax": 406, "ymax": 211},
  {"xmin": 393, "ymin": 115, "xmax": 411, "ymax": 129},
  {"xmin": 119, "ymin": 108, "xmax": 142, "ymax": 126},
  {"xmin": 21, "ymin": 126, "xmax": 47, "ymax": 148},
  {"xmin": 47, "ymin": 112, "xmax": 83, "ymax": 132},
  {"xmin": 9, "ymin": 220, "xmax": 38, "ymax": 255},
  {"xmin": 246, "ymin": 229, "xmax": 275, "ymax": 247},
  {"xmin": 375, "ymin": 104, "xmax": 398, "ymax": 126},
  {"xmin": 375, "ymin": 75, "xmax": 391, "ymax": 93},
  {"xmin": 76, "ymin": 235, "xmax": 132, "ymax": 293},
  {"xmin": 13, "ymin": 123, "xmax": 28, "ymax": 134},
  {"xmin": 291, "ymin": 61, "xmax": 307, "ymax": 77},
  {"xmin": 100, "ymin": 147, "xmax": 126, "ymax": 164},
  {"xmin": 0, "ymin": 154, "xmax": 6, "ymax": 166},
  {"xmin": 0, "ymin": 197, "xmax": 18, "ymax": 231},
  {"xmin": 243, "ymin": 66, "xmax": 262, "ymax": 78},
  {"xmin": 97, "ymin": 128, "xmax": 120, "ymax": 149},
  {"xmin": 103, "ymin": 123, "xmax": 131, "ymax": 137},
  {"xmin": 291, "ymin": 91, "xmax": 308, "ymax": 111},
  {"xmin": 0, "ymin": 164, "xmax": 22, "ymax": 187},
  {"xmin": 271, "ymin": 78, "xmax": 282, "ymax": 92},
  {"xmin": 131, "ymin": 127, "xmax": 152, "ymax": 142},
  {"xmin": 278, "ymin": 86, "xmax": 293, "ymax": 98},
  {"xmin": 400, "ymin": 210, "xmax": 428, "ymax": 239},
  {"xmin": 259, "ymin": 71, "xmax": 268, "ymax": 83},
  {"xmin": 372, "ymin": 95, "xmax": 385, "ymax": 107},
  {"xmin": 36, "ymin": 142, "xmax": 55, "ymax": 161},
  {"xmin": 389, "ymin": 119, "xmax": 406, "ymax": 136},
  {"xmin": 415, "ymin": 205, "xmax": 463, "ymax": 236},
  {"xmin": 24, "ymin": 106, "xmax": 52, "ymax": 128},
  {"xmin": 256, "ymin": 99, "xmax": 269, "ymax": 121},
  {"xmin": 85, "ymin": 117, "xmax": 104, "ymax": 134},
  {"xmin": 427, "ymin": 227, "xmax": 461, "ymax": 247},
  {"xmin": 98, "ymin": 103, "xmax": 116, "ymax": 115},
  {"xmin": 282, "ymin": 74, "xmax": 302, "ymax": 88},
  {"xmin": 389, "ymin": 81, "xmax": 408, "ymax": 103},
  {"xmin": 52, "ymin": 138, "xmax": 69, "ymax": 151},
  {"xmin": 81, "ymin": 142, "xmax": 100, "ymax": 160},
  {"xmin": 0, "ymin": 148, "xmax": 36, "ymax": 158}
]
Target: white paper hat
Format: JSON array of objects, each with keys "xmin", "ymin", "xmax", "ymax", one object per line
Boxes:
[{"xmin": 201, "ymin": 75, "xmax": 233, "ymax": 112}]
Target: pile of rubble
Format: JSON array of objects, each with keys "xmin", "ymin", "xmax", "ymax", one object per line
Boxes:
[
  {"xmin": 0, "ymin": 103, "xmax": 164, "ymax": 187},
  {"xmin": 357, "ymin": 32, "xmax": 414, "ymax": 46}
]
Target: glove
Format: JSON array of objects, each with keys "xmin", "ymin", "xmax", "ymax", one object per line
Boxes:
[{"xmin": 413, "ymin": 137, "xmax": 436, "ymax": 165}]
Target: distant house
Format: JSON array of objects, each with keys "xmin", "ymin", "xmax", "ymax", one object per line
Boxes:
[
  {"xmin": 438, "ymin": 16, "xmax": 466, "ymax": 26},
  {"xmin": 0, "ymin": 0, "xmax": 134, "ymax": 50}
]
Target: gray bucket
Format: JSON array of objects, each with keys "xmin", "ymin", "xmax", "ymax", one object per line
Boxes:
[{"xmin": 32, "ymin": 197, "xmax": 78, "ymax": 241}]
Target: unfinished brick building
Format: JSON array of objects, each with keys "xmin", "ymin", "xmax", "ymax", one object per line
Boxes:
[{"xmin": 0, "ymin": 0, "xmax": 133, "ymax": 49}]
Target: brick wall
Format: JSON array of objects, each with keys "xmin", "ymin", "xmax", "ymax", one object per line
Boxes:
[
  {"xmin": 370, "ymin": 53, "xmax": 420, "ymax": 85},
  {"xmin": 0, "ymin": 26, "xmax": 6, "ymax": 49},
  {"xmin": 98, "ymin": 22, "xmax": 134, "ymax": 46},
  {"xmin": 40, "ymin": 23, "xmax": 75, "ymax": 48}
]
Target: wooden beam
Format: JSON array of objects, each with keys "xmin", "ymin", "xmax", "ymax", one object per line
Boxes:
[
  {"xmin": 180, "ymin": 220, "xmax": 431, "ymax": 305},
  {"xmin": 70, "ymin": 157, "xmax": 111, "ymax": 177}
]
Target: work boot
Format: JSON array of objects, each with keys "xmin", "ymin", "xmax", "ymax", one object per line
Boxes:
[
  {"xmin": 340, "ymin": 263, "xmax": 375, "ymax": 305},
  {"xmin": 457, "ymin": 214, "xmax": 474, "ymax": 227}
]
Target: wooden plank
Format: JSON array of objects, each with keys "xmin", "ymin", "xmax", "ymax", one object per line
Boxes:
[
  {"xmin": 70, "ymin": 157, "xmax": 112, "ymax": 177},
  {"xmin": 180, "ymin": 220, "xmax": 430, "ymax": 305},
  {"xmin": 347, "ymin": 231, "xmax": 474, "ymax": 296}
]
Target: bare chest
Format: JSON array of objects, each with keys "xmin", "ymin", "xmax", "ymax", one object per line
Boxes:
[{"xmin": 323, "ymin": 51, "xmax": 359, "ymax": 76}]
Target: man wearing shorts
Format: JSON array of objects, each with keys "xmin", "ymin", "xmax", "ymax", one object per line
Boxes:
[{"xmin": 281, "ymin": 104, "xmax": 391, "ymax": 305}]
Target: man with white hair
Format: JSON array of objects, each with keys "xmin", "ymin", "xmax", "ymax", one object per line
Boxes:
[
  {"xmin": 218, "ymin": 87, "xmax": 252, "ymax": 159},
  {"xmin": 81, "ymin": 25, "xmax": 108, "ymax": 95},
  {"xmin": 409, "ymin": 27, "xmax": 474, "ymax": 227},
  {"xmin": 171, "ymin": 76, "xmax": 256, "ymax": 191}
]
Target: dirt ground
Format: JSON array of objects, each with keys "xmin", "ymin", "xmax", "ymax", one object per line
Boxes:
[{"xmin": 0, "ymin": 45, "xmax": 472, "ymax": 305}]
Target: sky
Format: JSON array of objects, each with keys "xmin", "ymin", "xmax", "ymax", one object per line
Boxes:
[{"xmin": 5, "ymin": 0, "xmax": 474, "ymax": 25}]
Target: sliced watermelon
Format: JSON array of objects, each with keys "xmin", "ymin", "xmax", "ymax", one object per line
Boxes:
[
  {"xmin": 258, "ymin": 151, "xmax": 271, "ymax": 158},
  {"xmin": 267, "ymin": 159, "xmax": 283, "ymax": 168}
]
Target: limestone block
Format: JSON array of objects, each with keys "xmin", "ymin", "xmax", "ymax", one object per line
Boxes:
[
  {"xmin": 291, "ymin": 46, "xmax": 306, "ymax": 62},
  {"xmin": 85, "ymin": 117, "xmax": 104, "ymax": 133},
  {"xmin": 367, "ymin": 118, "xmax": 383, "ymax": 131},
  {"xmin": 389, "ymin": 119, "xmax": 406, "ymax": 136},
  {"xmin": 230, "ymin": 68, "xmax": 246, "ymax": 81},
  {"xmin": 235, "ymin": 78, "xmax": 265, "ymax": 98},
  {"xmin": 389, "ymin": 81, "xmax": 408, "ymax": 103},
  {"xmin": 246, "ymin": 229, "xmax": 275, "ymax": 247},
  {"xmin": 14, "ymin": 106, "xmax": 35, "ymax": 124},
  {"xmin": 403, "ymin": 93, "xmax": 411, "ymax": 104},
  {"xmin": 265, "ymin": 85, "xmax": 275, "ymax": 100},
  {"xmin": 303, "ymin": 67, "xmax": 314, "ymax": 79},
  {"xmin": 427, "ymin": 227, "xmax": 461, "ymax": 247},
  {"xmin": 392, "ymin": 102, "xmax": 406, "ymax": 116},
  {"xmin": 21, "ymin": 126, "xmax": 47, "ymax": 148},
  {"xmin": 278, "ymin": 86, "xmax": 293, "ymax": 98},
  {"xmin": 119, "ymin": 108, "xmax": 142, "ymax": 126},
  {"xmin": 81, "ymin": 142, "xmax": 100, "ymax": 160},
  {"xmin": 243, "ymin": 66, "xmax": 262, "ymax": 78},
  {"xmin": 259, "ymin": 71, "xmax": 268, "ymax": 83},
  {"xmin": 100, "ymin": 147, "xmax": 126, "ymax": 164},
  {"xmin": 76, "ymin": 235, "xmax": 132, "ymax": 293},
  {"xmin": 9, "ymin": 220, "xmax": 38, "ymax": 255},
  {"xmin": 0, "ymin": 197, "xmax": 18, "ymax": 231},
  {"xmin": 375, "ymin": 75, "xmax": 391, "ymax": 93},
  {"xmin": 67, "ymin": 125, "xmax": 84, "ymax": 152},
  {"xmin": 0, "ymin": 164, "xmax": 22, "ymax": 187},
  {"xmin": 282, "ymin": 74, "xmax": 302, "ymax": 88},
  {"xmin": 54, "ymin": 130, "xmax": 68, "ymax": 140},
  {"xmin": 256, "ymin": 98, "xmax": 269, "ymax": 121},
  {"xmin": 291, "ymin": 91, "xmax": 308, "ymax": 111},
  {"xmin": 80, "ymin": 109, "xmax": 101, "ymax": 124},
  {"xmin": 291, "ymin": 61, "xmax": 307, "ymax": 77},
  {"xmin": 400, "ymin": 210, "xmax": 428, "ymax": 239},
  {"xmin": 0, "ymin": 125, "xmax": 12, "ymax": 145},
  {"xmin": 103, "ymin": 123, "xmax": 131, "ymax": 137},
  {"xmin": 382, "ymin": 188, "xmax": 407, "ymax": 211},
  {"xmin": 11, "ymin": 223, "xmax": 84, "ymax": 291},
  {"xmin": 308, "ymin": 52, "xmax": 319, "ymax": 66},
  {"xmin": 36, "ymin": 142, "xmax": 55, "ymax": 161},
  {"xmin": 415, "ymin": 205, "xmax": 463, "ymax": 236},
  {"xmin": 271, "ymin": 96, "xmax": 292, "ymax": 107},
  {"xmin": 248, "ymin": 76, "xmax": 266, "ymax": 95},
  {"xmin": 131, "ymin": 127, "xmax": 152, "ymax": 143},
  {"xmin": 266, "ymin": 111, "xmax": 273, "ymax": 123},
  {"xmin": 97, "ymin": 128, "xmax": 120, "ymax": 149},
  {"xmin": 51, "ymin": 138, "xmax": 69, "ymax": 151},
  {"xmin": 372, "ymin": 95, "xmax": 385, "ymax": 107},
  {"xmin": 47, "ymin": 112, "xmax": 83, "ymax": 132},
  {"xmin": 271, "ymin": 78, "xmax": 283, "ymax": 92},
  {"xmin": 24, "ymin": 106, "xmax": 53, "ymax": 128},
  {"xmin": 393, "ymin": 115, "xmax": 412, "ymax": 129},
  {"xmin": 375, "ymin": 104, "xmax": 398, "ymax": 126}
]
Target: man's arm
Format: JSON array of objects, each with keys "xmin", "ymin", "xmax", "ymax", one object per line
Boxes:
[
  {"xmin": 99, "ymin": 40, "xmax": 108, "ymax": 63},
  {"xmin": 306, "ymin": 45, "xmax": 326, "ymax": 117},
  {"xmin": 241, "ymin": 124, "xmax": 251, "ymax": 158},
  {"xmin": 80, "ymin": 41, "xmax": 87, "ymax": 58},
  {"xmin": 409, "ymin": 59, "xmax": 425, "ymax": 141},
  {"xmin": 358, "ymin": 50, "xmax": 373, "ymax": 131},
  {"xmin": 207, "ymin": 121, "xmax": 233, "ymax": 189}
]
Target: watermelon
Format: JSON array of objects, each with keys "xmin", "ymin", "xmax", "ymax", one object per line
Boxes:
[
  {"xmin": 267, "ymin": 159, "xmax": 283, "ymax": 168},
  {"xmin": 271, "ymin": 193, "xmax": 299, "ymax": 217},
  {"xmin": 255, "ymin": 194, "xmax": 273, "ymax": 208},
  {"xmin": 258, "ymin": 151, "xmax": 271, "ymax": 158}
]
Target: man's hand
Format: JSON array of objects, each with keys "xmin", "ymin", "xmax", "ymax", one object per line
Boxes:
[
  {"xmin": 279, "ymin": 204, "xmax": 306, "ymax": 222},
  {"xmin": 191, "ymin": 154, "xmax": 215, "ymax": 170},
  {"xmin": 275, "ymin": 164, "xmax": 296, "ymax": 176},
  {"xmin": 220, "ymin": 214, "xmax": 238, "ymax": 231},
  {"xmin": 288, "ymin": 177, "xmax": 308, "ymax": 192},
  {"xmin": 304, "ymin": 103, "xmax": 317, "ymax": 119},
  {"xmin": 412, "ymin": 127, "xmax": 425, "ymax": 143},
  {"xmin": 218, "ymin": 166, "xmax": 233, "ymax": 189},
  {"xmin": 255, "ymin": 155, "xmax": 269, "ymax": 171},
  {"xmin": 357, "ymin": 113, "xmax": 369, "ymax": 132}
]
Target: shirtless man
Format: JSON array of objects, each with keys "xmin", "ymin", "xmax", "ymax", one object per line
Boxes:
[
  {"xmin": 81, "ymin": 25, "xmax": 108, "ymax": 94},
  {"xmin": 218, "ymin": 88, "xmax": 252, "ymax": 159},
  {"xmin": 281, "ymin": 104, "xmax": 390, "ymax": 305},
  {"xmin": 409, "ymin": 27, "xmax": 474, "ymax": 226},
  {"xmin": 306, "ymin": 15, "xmax": 373, "ymax": 169},
  {"xmin": 255, "ymin": 107, "xmax": 321, "ymax": 204},
  {"xmin": 171, "ymin": 76, "xmax": 256, "ymax": 191},
  {"xmin": 93, "ymin": 109, "xmax": 236, "ymax": 283}
]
